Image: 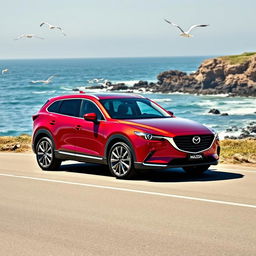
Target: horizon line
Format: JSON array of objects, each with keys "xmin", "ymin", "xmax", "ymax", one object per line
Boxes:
[{"xmin": 0, "ymin": 54, "xmax": 219, "ymax": 61}]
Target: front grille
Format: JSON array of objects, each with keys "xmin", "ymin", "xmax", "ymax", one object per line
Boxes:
[{"xmin": 173, "ymin": 134, "xmax": 215, "ymax": 153}]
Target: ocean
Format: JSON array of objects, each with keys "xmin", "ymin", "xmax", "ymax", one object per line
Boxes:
[{"xmin": 0, "ymin": 57, "xmax": 255, "ymax": 138}]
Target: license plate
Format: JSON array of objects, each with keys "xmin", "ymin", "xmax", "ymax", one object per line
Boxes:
[{"xmin": 188, "ymin": 154, "xmax": 203, "ymax": 160}]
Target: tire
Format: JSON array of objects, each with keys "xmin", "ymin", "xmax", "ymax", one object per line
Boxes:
[
  {"xmin": 36, "ymin": 136, "xmax": 61, "ymax": 171},
  {"xmin": 183, "ymin": 165, "xmax": 210, "ymax": 176},
  {"xmin": 108, "ymin": 142, "xmax": 137, "ymax": 179}
]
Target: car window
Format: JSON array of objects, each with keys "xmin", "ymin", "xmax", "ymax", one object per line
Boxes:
[
  {"xmin": 137, "ymin": 101, "xmax": 162, "ymax": 117},
  {"xmin": 58, "ymin": 99, "xmax": 82, "ymax": 117},
  {"xmin": 48, "ymin": 101, "xmax": 60, "ymax": 113},
  {"xmin": 80, "ymin": 100, "xmax": 104, "ymax": 120},
  {"xmin": 100, "ymin": 98, "xmax": 170, "ymax": 119}
]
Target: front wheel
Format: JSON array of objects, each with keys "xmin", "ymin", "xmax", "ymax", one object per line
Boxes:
[
  {"xmin": 108, "ymin": 142, "xmax": 137, "ymax": 179},
  {"xmin": 36, "ymin": 137, "xmax": 61, "ymax": 171},
  {"xmin": 183, "ymin": 165, "xmax": 210, "ymax": 176}
]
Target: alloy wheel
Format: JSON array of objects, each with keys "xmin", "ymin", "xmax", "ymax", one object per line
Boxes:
[
  {"xmin": 110, "ymin": 144, "xmax": 132, "ymax": 177},
  {"xmin": 37, "ymin": 139, "xmax": 53, "ymax": 168}
]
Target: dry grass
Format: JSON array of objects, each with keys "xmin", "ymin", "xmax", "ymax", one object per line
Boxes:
[
  {"xmin": 0, "ymin": 135, "xmax": 255, "ymax": 166},
  {"xmin": 220, "ymin": 52, "xmax": 256, "ymax": 65},
  {"xmin": 0, "ymin": 134, "xmax": 32, "ymax": 153},
  {"xmin": 220, "ymin": 139, "xmax": 256, "ymax": 165}
]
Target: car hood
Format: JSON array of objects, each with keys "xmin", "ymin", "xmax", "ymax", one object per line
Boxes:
[{"xmin": 118, "ymin": 117, "xmax": 212, "ymax": 136}]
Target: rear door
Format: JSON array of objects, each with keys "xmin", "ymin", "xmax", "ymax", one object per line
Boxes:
[{"xmin": 49, "ymin": 99, "xmax": 82, "ymax": 152}]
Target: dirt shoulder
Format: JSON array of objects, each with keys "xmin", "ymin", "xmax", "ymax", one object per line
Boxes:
[{"xmin": 0, "ymin": 135, "xmax": 255, "ymax": 167}]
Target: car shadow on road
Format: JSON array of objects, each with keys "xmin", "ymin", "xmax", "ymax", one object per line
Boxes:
[{"xmin": 60, "ymin": 163, "xmax": 244, "ymax": 183}]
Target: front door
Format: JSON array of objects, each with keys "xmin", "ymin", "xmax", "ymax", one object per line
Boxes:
[{"xmin": 75, "ymin": 100, "xmax": 107, "ymax": 157}]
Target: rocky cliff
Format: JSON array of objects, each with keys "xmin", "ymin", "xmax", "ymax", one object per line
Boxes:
[{"xmin": 155, "ymin": 52, "xmax": 256, "ymax": 96}]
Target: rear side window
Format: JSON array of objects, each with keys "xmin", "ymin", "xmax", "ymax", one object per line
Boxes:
[
  {"xmin": 48, "ymin": 101, "xmax": 60, "ymax": 113},
  {"xmin": 58, "ymin": 99, "xmax": 82, "ymax": 117}
]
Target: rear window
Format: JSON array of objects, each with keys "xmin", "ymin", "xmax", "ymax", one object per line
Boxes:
[
  {"xmin": 48, "ymin": 101, "xmax": 60, "ymax": 113},
  {"xmin": 58, "ymin": 99, "xmax": 82, "ymax": 117}
]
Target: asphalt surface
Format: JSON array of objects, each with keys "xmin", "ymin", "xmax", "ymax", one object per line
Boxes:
[{"xmin": 0, "ymin": 153, "xmax": 256, "ymax": 256}]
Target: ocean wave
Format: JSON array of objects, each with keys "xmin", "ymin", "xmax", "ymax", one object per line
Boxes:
[
  {"xmin": 196, "ymin": 100, "xmax": 220, "ymax": 107},
  {"xmin": 60, "ymin": 86, "xmax": 73, "ymax": 91},
  {"xmin": 225, "ymin": 108, "xmax": 256, "ymax": 115},
  {"xmin": 81, "ymin": 88, "xmax": 108, "ymax": 93},
  {"xmin": 151, "ymin": 98, "xmax": 172, "ymax": 102},
  {"xmin": 114, "ymin": 80, "xmax": 139, "ymax": 86},
  {"xmin": 32, "ymin": 90, "xmax": 56, "ymax": 94},
  {"xmin": 218, "ymin": 130, "xmax": 241, "ymax": 140}
]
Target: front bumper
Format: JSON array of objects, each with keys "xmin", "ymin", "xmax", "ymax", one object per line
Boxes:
[
  {"xmin": 133, "ymin": 132, "xmax": 220, "ymax": 165},
  {"xmin": 134, "ymin": 159, "xmax": 218, "ymax": 170}
]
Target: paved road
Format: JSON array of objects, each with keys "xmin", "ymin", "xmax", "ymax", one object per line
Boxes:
[{"xmin": 0, "ymin": 153, "xmax": 256, "ymax": 256}]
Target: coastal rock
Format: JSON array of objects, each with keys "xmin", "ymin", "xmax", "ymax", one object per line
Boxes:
[
  {"xmin": 208, "ymin": 109, "xmax": 221, "ymax": 114},
  {"xmin": 224, "ymin": 123, "xmax": 256, "ymax": 140},
  {"xmin": 156, "ymin": 70, "xmax": 197, "ymax": 93},
  {"xmin": 109, "ymin": 83, "xmax": 128, "ymax": 91},
  {"xmin": 247, "ymin": 125, "xmax": 256, "ymax": 133},
  {"xmin": 133, "ymin": 80, "xmax": 148, "ymax": 88},
  {"xmin": 152, "ymin": 53, "xmax": 256, "ymax": 96}
]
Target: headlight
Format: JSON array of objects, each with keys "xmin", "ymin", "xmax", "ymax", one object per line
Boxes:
[
  {"xmin": 134, "ymin": 131, "xmax": 165, "ymax": 141},
  {"xmin": 209, "ymin": 128, "xmax": 219, "ymax": 140},
  {"xmin": 134, "ymin": 131, "xmax": 153, "ymax": 140}
]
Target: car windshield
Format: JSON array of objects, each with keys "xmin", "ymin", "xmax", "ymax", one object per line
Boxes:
[{"xmin": 100, "ymin": 98, "xmax": 171, "ymax": 119}]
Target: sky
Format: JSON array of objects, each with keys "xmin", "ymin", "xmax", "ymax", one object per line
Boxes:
[{"xmin": 0, "ymin": 0, "xmax": 256, "ymax": 59}]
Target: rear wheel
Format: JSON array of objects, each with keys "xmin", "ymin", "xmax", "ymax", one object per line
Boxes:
[
  {"xmin": 108, "ymin": 142, "xmax": 136, "ymax": 179},
  {"xmin": 183, "ymin": 165, "xmax": 210, "ymax": 176},
  {"xmin": 36, "ymin": 137, "xmax": 61, "ymax": 170}
]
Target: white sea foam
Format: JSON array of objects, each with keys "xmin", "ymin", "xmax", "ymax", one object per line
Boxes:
[
  {"xmin": 114, "ymin": 80, "xmax": 139, "ymax": 86},
  {"xmin": 196, "ymin": 100, "xmax": 219, "ymax": 107},
  {"xmin": 218, "ymin": 130, "xmax": 241, "ymax": 140},
  {"xmin": 32, "ymin": 90, "xmax": 56, "ymax": 94},
  {"xmin": 224, "ymin": 108, "xmax": 256, "ymax": 115},
  {"xmin": 61, "ymin": 86, "xmax": 72, "ymax": 91},
  {"xmin": 85, "ymin": 88, "xmax": 108, "ymax": 93},
  {"xmin": 200, "ymin": 94, "xmax": 230, "ymax": 97},
  {"xmin": 151, "ymin": 98, "xmax": 172, "ymax": 102}
]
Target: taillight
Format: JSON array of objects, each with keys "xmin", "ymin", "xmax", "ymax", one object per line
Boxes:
[{"xmin": 32, "ymin": 114, "xmax": 39, "ymax": 121}]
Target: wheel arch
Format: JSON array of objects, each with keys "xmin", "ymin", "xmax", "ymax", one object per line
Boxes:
[
  {"xmin": 104, "ymin": 134, "xmax": 136, "ymax": 162},
  {"xmin": 32, "ymin": 129, "xmax": 55, "ymax": 153}
]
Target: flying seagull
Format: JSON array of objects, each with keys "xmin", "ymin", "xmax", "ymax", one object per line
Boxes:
[
  {"xmin": 2, "ymin": 69, "xmax": 9, "ymax": 74},
  {"xmin": 14, "ymin": 34, "xmax": 44, "ymax": 40},
  {"xmin": 31, "ymin": 75, "xmax": 56, "ymax": 84},
  {"xmin": 40, "ymin": 22, "xmax": 66, "ymax": 36},
  {"xmin": 164, "ymin": 19, "xmax": 209, "ymax": 38}
]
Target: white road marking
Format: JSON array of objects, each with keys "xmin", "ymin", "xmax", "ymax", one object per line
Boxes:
[{"xmin": 0, "ymin": 173, "xmax": 256, "ymax": 209}]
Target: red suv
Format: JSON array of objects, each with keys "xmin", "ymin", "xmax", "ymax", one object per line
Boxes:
[{"xmin": 32, "ymin": 93, "xmax": 220, "ymax": 178}]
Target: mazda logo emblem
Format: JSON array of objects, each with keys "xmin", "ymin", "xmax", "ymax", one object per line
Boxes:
[
  {"xmin": 192, "ymin": 136, "xmax": 201, "ymax": 144},
  {"xmin": 145, "ymin": 134, "xmax": 153, "ymax": 140}
]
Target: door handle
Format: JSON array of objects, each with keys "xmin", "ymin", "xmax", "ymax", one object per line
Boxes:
[
  {"xmin": 75, "ymin": 125, "xmax": 82, "ymax": 130},
  {"xmin": 49, "ymin": 120, "xmax": 56, "ymax": 125}
]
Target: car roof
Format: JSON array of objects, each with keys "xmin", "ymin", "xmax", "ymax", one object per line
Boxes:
[{"xmin": 49, "ymin": 93, "xmax": 145, "ymax": 102}]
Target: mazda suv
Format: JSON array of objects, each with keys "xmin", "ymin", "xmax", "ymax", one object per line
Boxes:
[{"xmin": 32, "ymin": 93, "xmax": 220, "ymax": 178}]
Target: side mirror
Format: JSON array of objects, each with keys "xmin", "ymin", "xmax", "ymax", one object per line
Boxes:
[
  {"xmin": 84, "ymin": 113, "xmax": 97, "ymax": 122},
  {"xmin": 167, "ymin": 111, "xmax": 174, "ymax": 116}
]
